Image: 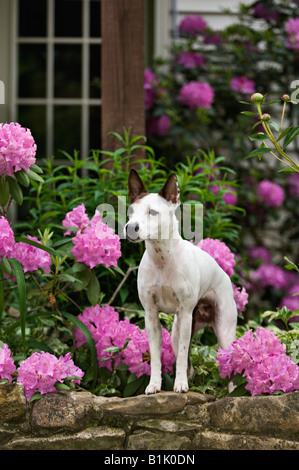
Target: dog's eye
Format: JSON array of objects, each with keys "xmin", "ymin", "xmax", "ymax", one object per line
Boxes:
[{"xmin": 149, "ymin": 209, "xmax": 159, "ymax": 216}]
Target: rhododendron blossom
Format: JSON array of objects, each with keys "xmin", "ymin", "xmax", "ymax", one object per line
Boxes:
[
  {"xmin": 75, "ymin": 304, "xmax": 176, "ymax": 377},
  {"xmin": 0, "ymin": 342, "xmax": 16, "ymax": 382},
  {"xmin": 257, "ymin": 180, "xmax": 284, "ymax": 207},
  {"xmin": 14, "ymin": 235, "xmax": 52, "ymax": 274},
  {"xmin": 177, "ymin": 51, "xmax": 205, "ymax": 69},
  {"xmin": 197, "ymin": 238, "xmax": 235, "ymax": 277},
  {"xmin": 0, "ymin": 216, "xmax": 15, "ymax": 261},
  {"xmin": 216, "ymin": 328, "xmax": 299, "ymax": 396},
  {"xmin": 63, "ymin": 205, "xmax": 121, "ymax": 269},
  {"xmin": 0, "ymin": 122, "xmax": 37, "ymax": 176},
  {"xmin": 230, "ymin": 76, "xmax": 255, "ymax": 95},
  {"xmin": 179, "ymin": 81, "xmax": 214, "ymax": 110},
  {"xmin": 17, "ymin": 351, "xmax": 84, "ymax": 401},
  {"xmin": 285, "ymin": 18, "xmax": 299, "ymax": 50},
  {"xmin": 178, "ymin": 15, "xmax": 207, "ymax": 36}
]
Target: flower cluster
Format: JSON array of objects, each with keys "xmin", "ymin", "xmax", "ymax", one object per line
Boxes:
[
  {"xmin": 197, "ymin": 238, "xmax": 248, "ymax": 315},
  {"xmin": 0, "ymin": 122, "xmax": 36, "ymax": 176},
  {"xmin": 179, "ymin": 81, "xmax": 214, "ymax": 110},
  {"xmin": 14, "ymin": 235, "xmax": 52, "ymax": 274},
  {"xmin": 285, "ymin": 18, "xmax": 299, "ymax": 50},
  {"xmin": 177, "ymin": 51, "xmax": 205, "ymax": 69},
  {"xmin": 178, "ymin": 14, "xmax": 207, "ymax": 36},
  {"xmin": 0, "ymin": 216, "xmax": 15, "ymax": 262},
  {"xmin": 257, "ymin": 180, "xmax": 284, "ymax": 208},
  {"xmin": 0, "ymin": 217, "xmax": 51, "ymax": 275},
  {"xmin": 0, "ymin": 342, "xmax": 16, "ymax": 382},
  {"xmin": 230, "ymin": 76, "xmax": 255, "ymax": 95},
  {"xmin": 75, "ymin": 304, "xmax": 176, "ymax": 377},
  {"xmin": 216, "ymin": 327, "xmax": 299, "ymax": 395},
  {"xmin": 17, "ymin": 351, "xmax": 84, "ymax": 401},
  {"xmin": 62, "ymin": 204, "xmax": 121, "ymax": 269}
]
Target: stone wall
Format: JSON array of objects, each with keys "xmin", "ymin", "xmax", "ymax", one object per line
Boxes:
[{"xmin": 0, "ymin": 383, "xmax": 298, "ymax": 450}]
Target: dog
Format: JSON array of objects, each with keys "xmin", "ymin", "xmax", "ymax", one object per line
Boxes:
[{"xmin": 124, "ymin": 169, "xmax": 237, "ymax": 394}]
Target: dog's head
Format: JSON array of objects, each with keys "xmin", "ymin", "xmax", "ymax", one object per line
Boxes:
[{"xmin": 124, "ymin": 169, "xmax": 180, "ymax": 243}]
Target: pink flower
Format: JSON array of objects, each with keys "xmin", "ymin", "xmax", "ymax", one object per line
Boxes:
[
  {"xmin": 216, "ymin": 327, "xmax": 299, "ymax": 396},
  {"xmin": 177, "ymin": 51, "xmax": 205, "ymax": 69},
  {"xmin": 75, "ymin": 304, "xmax": 176, "ymax": 377},
  {"xmin": 247, "ymin": 246, "xmax": 271, "ymax": 264},
  {"xmin": 0, "ymin": 342, "xmax": 16, "ymax": 382},
  {"xmin": 249, "ymin": 264, "xmax": 288, "ymax": 290},
  {"xmin": 14, "ymin": 235, "xmax": 52, "ymax": 273},
  {"xmin": 257, "ymin": 180, "xmax": 284, "ymax": 207},
  {"xmin": 179, "ymin": 81, "xmax": 214, "ymax": 110},
  {"xmin": 209, "ymin": 184, "xmax": 238, "ymax": 206},
  {"xmin": 62, "ymin": 203, "xmax": 90, "ymax": 236},
  {"xmin": 197, "ymin": 238, "xmax": 235, "ymax": 277},
  {"xmin": 232, "ymin": 284, "xmax": 248, "ymax": 314},
  {"xmin": 0, "ymin": 122, "xmax": 37, "ymax": 176},
  {"xmin": 252, "ymin": 2, "xmax": 279, "ymax": 22},
  {"xmin": 179, "ymin": 15, "xmax": 207, "ymax": 36},
  {"xmin": 230, "ymin": 77, "xmax": 255, "ymax": 95},
  {"xmin": 17, "ymin": 351, "xmax": 84, "ymax": 401},
  {"xmin": 0, "ymin": 216, "xmax": 15, "ymax": 261},
  {"xmin": 146, "ymin": 114, "xmax": 170, "ymax": 137},
  {"xmin": 280, "ymin": 282, "xmax": 299, "ymax": 311},
  {"xmin": 71, "ymin": 209, "xmax": 121, "ymax": 269},
  {"xmin": 286, "ymin": 18, "xmax": 299, "ymax": 50}
]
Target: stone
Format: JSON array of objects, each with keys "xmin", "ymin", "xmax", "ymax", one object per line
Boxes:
[
  {"xmin": 0, "ymin": 383, "xmax": 27, "ymax": 423},
  {"xmin": 207, "ymin": 391, "xmax": 299, "ymax": 438},
  {"xmin": 31, "ymin": 390, "xmax": 94, "ymax": 432},
  {"xmin": 127, "ymin": 429, "xmax": 191, "ymax": 451},
  {"xmin": 4, "ymin": 426, "xmax": 125, "ymax": 450},
  {"xmin": 193, "ymin": 431, "xmax": 299, "ymax": 450}
]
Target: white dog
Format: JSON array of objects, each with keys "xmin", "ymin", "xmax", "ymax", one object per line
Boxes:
[{"xmin": 124, "ymin": 169, "xmax": 237, "ymax": 394}]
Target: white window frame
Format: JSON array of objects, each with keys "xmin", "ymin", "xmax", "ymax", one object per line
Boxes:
[{"xmin": 10, "ymin": 0, "xmax": 102, "ymax": 159}]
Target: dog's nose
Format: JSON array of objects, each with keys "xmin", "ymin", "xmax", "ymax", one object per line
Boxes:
[{"xmin": 125, "ymin": 222, "xmax": 140, "ymax": 241}]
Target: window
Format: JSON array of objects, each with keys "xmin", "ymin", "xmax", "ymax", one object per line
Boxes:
[{"xmin": 12, "ymin": 0, "xmax": 102, "ymax": 160}]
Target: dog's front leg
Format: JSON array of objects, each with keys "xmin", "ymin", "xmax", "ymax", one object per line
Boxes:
[
  {"xmin": 145, "ymin": 309, "xmax": 162, "ymax": 394},
  {"xmin": 173, "ymin": 311, "xmax": 192, "ymax": 393}
]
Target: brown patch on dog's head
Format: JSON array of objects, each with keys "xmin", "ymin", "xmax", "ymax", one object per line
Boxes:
[
  {"xmin": 128, "ymin": 169, "xmax": 148, "ymax": 203},
  {"xmin": 158, "ymin": 174, "xmax": 180, "ymax": 205}
]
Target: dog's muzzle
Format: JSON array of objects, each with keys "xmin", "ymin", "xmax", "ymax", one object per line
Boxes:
[{"xmin": 125, "ymin": 222, "xmax": 141, "ymax": 242}]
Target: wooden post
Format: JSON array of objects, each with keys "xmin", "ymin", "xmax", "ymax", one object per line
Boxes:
[{"xmin": 101, "ymin": 0, "xmax": 145, "ymax": 154}]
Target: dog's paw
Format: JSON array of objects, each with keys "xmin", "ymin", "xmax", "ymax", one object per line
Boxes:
[
  {"xmin": 145, "ymin": 382, "xmax": 161, "ymax": 394},
  {"xmin": 173, "ymin": 380, "xmax": 189, "ymax": 393}
]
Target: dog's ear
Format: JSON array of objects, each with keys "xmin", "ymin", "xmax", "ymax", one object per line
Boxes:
[
  {"xmin": 128, "ymin": 169, "xmax": 147, "ymax": 203},
  {"xmin": 159, "ymin": 174, "xmax": 180, "ymax": 205}
]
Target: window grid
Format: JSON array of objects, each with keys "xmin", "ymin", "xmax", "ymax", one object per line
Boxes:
[{"xmin": 11, "ymin": 0, "xmax": 102, "ymax": 159}]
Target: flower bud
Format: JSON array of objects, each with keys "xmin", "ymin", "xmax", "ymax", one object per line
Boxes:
[
  {"xmin": 282, "ymin": 94, "xmax": 290, "ymax": 102},
  {"xmin": 261, "ymin": 113, "xmax": 271, "ymax": 122},
  {"xmin": 251, "ymin": 93, "xmax": 264, "ymax": 103}
]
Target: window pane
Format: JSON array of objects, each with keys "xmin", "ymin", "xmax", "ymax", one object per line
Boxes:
[
  {"xmin": 18, "ymin": 44, "xmax": 47, "ymax": 98},
  {"xmin": 54, "ymin": 45, "xmax": 82, "ymax": 98},
  {"xmin": 54, "ymin": 106, "xmax": 81, "ymax": 155},
  {"xmin": 18, "ymin": 106, "xmax": 46, "ymax": 158},
  {"xmin": 90, "ymin": 0, "xmax": 101, "ymax": 38},
  {"xmin": 90, "ymin": 45, "xmax": 101, "ymax": 99},
  {"xmin": 89, "ymin": 106, "xmax": 101, "ymax": 150},
  {"xmin": 18, "ymin": 0, "xmax": 47, "ymax": 37},
  {"xmin": 55, "ymin": 0, "xmax": 82, "ymax": 37}
]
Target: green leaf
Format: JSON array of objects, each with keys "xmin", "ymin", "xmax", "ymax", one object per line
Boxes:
[
  {"xmin": 245, "ymin": 146, "xmax": 270, "ymax": 159},
  {"xmin": 0, "ymin": 178, "xmax": 10, "ymax": 206},
  {"xmin": 7, "ymin": 176, "xmax": 23, "ymax": 205},
  {"xmin": 123, "ymin": 374, "xmax": 148, "ymax": 397},
  {"xmin": 15, "ymin": 169, "xmax": 30, "ymax": 188},
  {"xmin": 0, "ymin": 257, "xmax": 13, "ymax": 276},
  {"xmin": 29, "ymin": 392, "xmax": 42, "ymax": 403},
  {"xmin": 283, "ymin": 126, "xmax": 299, "ymax": 149},
  {"xmin": 30, "ymin": 163, "xmax": 44, "ymax": 174},
  {"xmin": 28, "ymin": 169, "xmax": 44, "ymax": 183},
  {"xmin": 15, "ymin": 236, "xmax": 58, "ymax": 257},
  {"xmin": 60, "ymin": 311, "xmax": 98, "ymax": 387},
  {"xmin": 241, "ymin": 111, "xmax": 257, "ymax": 116},
  {"xmin": 8, "ymin": 258, "xmax": 27, "ymax": 353},
  {"xmin": 87, "ymin": 270, "xmax": 101, "ymax": 306},
  {"xmin": 55, "ymin": 383, "xmax": 71, "ymax": 391}
]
